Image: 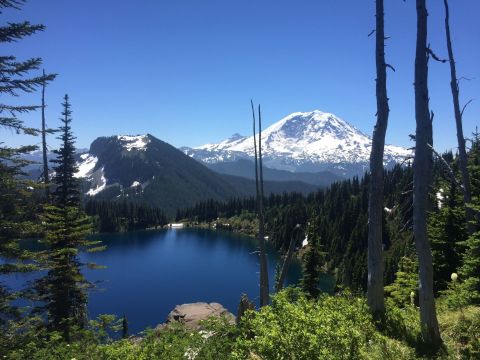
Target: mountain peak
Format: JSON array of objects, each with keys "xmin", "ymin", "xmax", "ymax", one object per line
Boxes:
[
  {"xmin": 228, "ymin": 133, "xmax": 245, "ymax": 141},
  {"xmin": 185, "ymin": 109, "xmax": 411, "ymax": 177},
  {"xmin": 271, "ymin": 110, "xmax": 365, "ymax": 141}
]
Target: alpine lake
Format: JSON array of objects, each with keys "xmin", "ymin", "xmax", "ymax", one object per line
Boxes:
[{"xmin": 6, "ymin": 228, "xmax": 334, "ymax": 334}]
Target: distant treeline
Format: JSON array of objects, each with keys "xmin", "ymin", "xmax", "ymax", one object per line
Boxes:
[
  {"xmin": 85, "ymin": 200, "xmax": 168, "ymax": 233},
  {"xmin": 176, "ymin": 193, "xmax": 305, "ymax": 223}
]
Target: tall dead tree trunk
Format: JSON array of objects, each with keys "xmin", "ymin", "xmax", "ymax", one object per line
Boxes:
[
  {"xmin": 413, "ymin": 0, "xmax": 442, "ymax": 348},
  {"xmin": 367, "ymin": 0, "xmax": 388, "ymax": 316},
  {"xmin": 443, "ymin": 0, "xmax": 475, "ymax": 233},
  {"xmin": 41, "ymin": 69, "xmax": 49, "ymax": 200},
  {"xmin": 276, "ymin": 224, "xmax": 301, "ymax": 292},
  {"xmin": 251, "ymin": 100, "xmax": 269, "ymax": 307}
]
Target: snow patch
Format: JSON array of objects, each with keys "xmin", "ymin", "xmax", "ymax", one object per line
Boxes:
[
  {"xmin": 117, "ymin": 135, "xmax": 150, "ymax": 151},
  {"xmin": 131, "ymin": 181, "xmax": 141, "ymax": 188},
  {"xmin": 189, "ymin": 110, "xmax": 411, "ymax": 169},
  {"xmin": 86, "ymin": 170, "xmax": 106, "ymax": 196},
  {"xmin": 302, "ymin": 236, "xmax": 308, "ymax": 248},
  {"xmin": 436, "ymin": 188, "xmax": 444, "ymax": 209},
  {"xmin": 74, "ymin": 154, "xmax": 98, "ymax": 178}
]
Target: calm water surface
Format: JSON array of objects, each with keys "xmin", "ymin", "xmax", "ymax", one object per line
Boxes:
[
  {"xmin": 84, "ymin": 228, "xmax": 302, "ymax": 333},
  {"xmin": 4, "ymin": 228, "xmax": 302, "ymax": 333}
]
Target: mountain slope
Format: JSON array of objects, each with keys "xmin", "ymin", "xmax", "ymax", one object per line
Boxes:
[
  {"xmin": 75, "ymin": 134, "xmax": 321, "ymax": 215},
  {"xmin": 75, "ymin": 134, "xmax": 240, "ymax": 215},
  {"xmin": 208, "ymin": 159, "xmax": 340, "ymax": 187},
  {"xmin": 219, "ymin": 174, "xmax": 320, "ymax": 196},
  {"xmin": 182, "ymin": 110, "xmax": 410, "ymax": 177}
]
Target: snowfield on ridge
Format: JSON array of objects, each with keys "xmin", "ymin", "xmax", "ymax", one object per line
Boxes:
[{"xmin": 182, "ymin": 110, "xmax": 411, "ymax": 176}]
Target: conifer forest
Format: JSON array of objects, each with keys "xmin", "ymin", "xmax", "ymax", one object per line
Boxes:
[{"xmin": 1, "ymin": 0, "xmax": 479, "ymax": 359}]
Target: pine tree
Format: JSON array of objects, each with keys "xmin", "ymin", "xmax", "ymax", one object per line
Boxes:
[
  {"xmin": 0, "ymin": 0, "xmax": 55, "ymax": 324},
  {"xmin": 50, "ymin": 95, "xmax": 80, "ymax": 207},
  {"xmin": 385, "ymin": 255, "xmax": 419, "ymax": 308},
  {"xmin": 301, "ymin": 216, "xmax": 324, "ymax": 298},
  {"xmin": 428, "ymin": 180, "xmax": 467, "ymax": 292},
  {"xmin": 455, "ymin": 132, "xmax": 480, "ymax": 304},
  {"xmin": 0, "ymin": 146, "xmax": 39, "ymax": 323},
  {"xmin": 36, "ymin": 95, "xmax": 103, "ymax": 340},
  {"xmin": 460, "ymin": 228, "xmax": 480, "ymax": 304}
]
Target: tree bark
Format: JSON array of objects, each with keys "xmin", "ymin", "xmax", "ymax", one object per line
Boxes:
[
  {"xmin": 251, "ymin": 101, "xmax": 269, "ymax": 307},
  {"xmin": 443, "ymin": 0, "xmax": 476, "ymax": 233},
  {"xmin": 413, "ymin": 0, "xmax": 442, "ymax": 348},
  {"xmin": 41, "ymin": 69, "xmax": 49, "ymax": 200},
  {"xmin": 367, "ymin": 0, "xmax": 388, "ymax": 316},
  {"xmin": 276, "ymin": 224, "xmax": 301, "ymax": 292}
]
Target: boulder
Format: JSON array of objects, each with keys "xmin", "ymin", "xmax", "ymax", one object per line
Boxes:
[{"xmin": 165, "ymin": 302, "xmax": 235, "ymax": 329}]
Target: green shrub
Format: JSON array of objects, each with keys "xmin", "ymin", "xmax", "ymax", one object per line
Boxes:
[
  {"xmin": 364, "ymin": 335, "xmax": 416, "ymax": 360},
  {"xmin": 383, "ymin": 299, "xmax": 421, "ymax": 347},
  {"xmin": 439, "ymin": 306, "xmax": 480, "ymax": 359},
  {"xmin": 232, "ymin": 290, "xmax": 376, "ymax": 360},
  {"xmin": 440, "ymin": 275, "xmax": 474, "ymax": 311}
]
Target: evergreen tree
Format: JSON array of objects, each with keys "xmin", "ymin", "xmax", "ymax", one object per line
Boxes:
[
  {"xmin": 385, "ymin": 255, "xmax": 419, "ymax": 308},
  {"xmin": 428, "ymin": 180, "xmax": 467, "ymax": 292},
  {"xmin": 301, "ymin": 216, "xmax": 324, "ymax": 298},
  {"xmin": 0, "ymin": 145, "xmax": 39, "ymax": 323},
  {"xmin": 453, "ymin": 132, "xmax": 480, "ymax": 304},
  {"xmin": 0, "ymin": 0, "xmax": 55, "ymax": 324},
  {"xmin": 36, "ymin": 95, "xmax": 103, "ymax": 340},
  {"xmin": 460, "ymin": 228, "xmax": 480, "ymax": 304},
  {"xmin": 50, "ymin": 95, "xmax": 80, "ymax": 207}
]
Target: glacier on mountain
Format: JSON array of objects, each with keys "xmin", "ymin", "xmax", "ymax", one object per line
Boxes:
[{"xmin": 183, "ymin": 110, "xmax": 411, "ymax": 176}]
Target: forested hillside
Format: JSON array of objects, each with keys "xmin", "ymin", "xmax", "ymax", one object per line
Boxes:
[
  {"xmin": 178, "ymin": 138, "xmax": 479, "ymax": 295},
  {"xmin": 1, "ymin": 0, "xmax": 479, "ymax": 359}
]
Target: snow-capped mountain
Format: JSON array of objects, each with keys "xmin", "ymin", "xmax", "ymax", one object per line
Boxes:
[
  {"xmin": 73, "ymin": 135, "xmax": 151, "ymax": 196},
  {"xmin": 73, "ymin": 134, "xmax": 322, "ymax": 215},
  {"xmin": 182, "ymin": 110, "xmax": 411, "ymax": 177},
  {"xmin": 73, "ymin": 134, "xmax": 243, "ymax": 215}
]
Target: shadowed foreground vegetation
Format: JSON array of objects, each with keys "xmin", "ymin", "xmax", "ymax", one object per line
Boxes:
[{"xmin": 2, "ymin": 289, "xmax": 478, "ymax": 359}]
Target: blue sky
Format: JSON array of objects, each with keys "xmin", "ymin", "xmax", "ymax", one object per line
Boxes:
[{"xmin": 3, "ymin": 0, "xmax": 479, "ymax": 152}]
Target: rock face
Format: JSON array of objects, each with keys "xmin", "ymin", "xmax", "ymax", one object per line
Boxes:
[{"xmin": 166, "ymin": 302, "xmax": 235, "ymax": 329}]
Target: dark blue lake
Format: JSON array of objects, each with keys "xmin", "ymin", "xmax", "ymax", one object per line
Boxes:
[{"xmin": 4, "ymin": 228, "xmax": 303, "ymax": 333}]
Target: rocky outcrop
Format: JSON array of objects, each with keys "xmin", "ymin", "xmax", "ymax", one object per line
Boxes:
[{"xmin": 165, "ymin": 302, "xmax": 235, "ymax": 329}]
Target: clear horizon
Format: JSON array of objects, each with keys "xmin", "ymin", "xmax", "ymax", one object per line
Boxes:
[{"xmin": 3, "ymin": 0, "xmax": 479, "ymax": 153}]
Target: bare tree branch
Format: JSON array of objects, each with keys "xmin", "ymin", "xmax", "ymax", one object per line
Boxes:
[
  {"xmin": 427, "ymin": 142, "xmax": 463, "ymax": 190},
  {"xmin": 460, "ymin": 99, "xmax": 474, "ymax": 118},
  {"xmin": 427, "ymin": 46, "xmax": 447, "ymax": 63}
]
